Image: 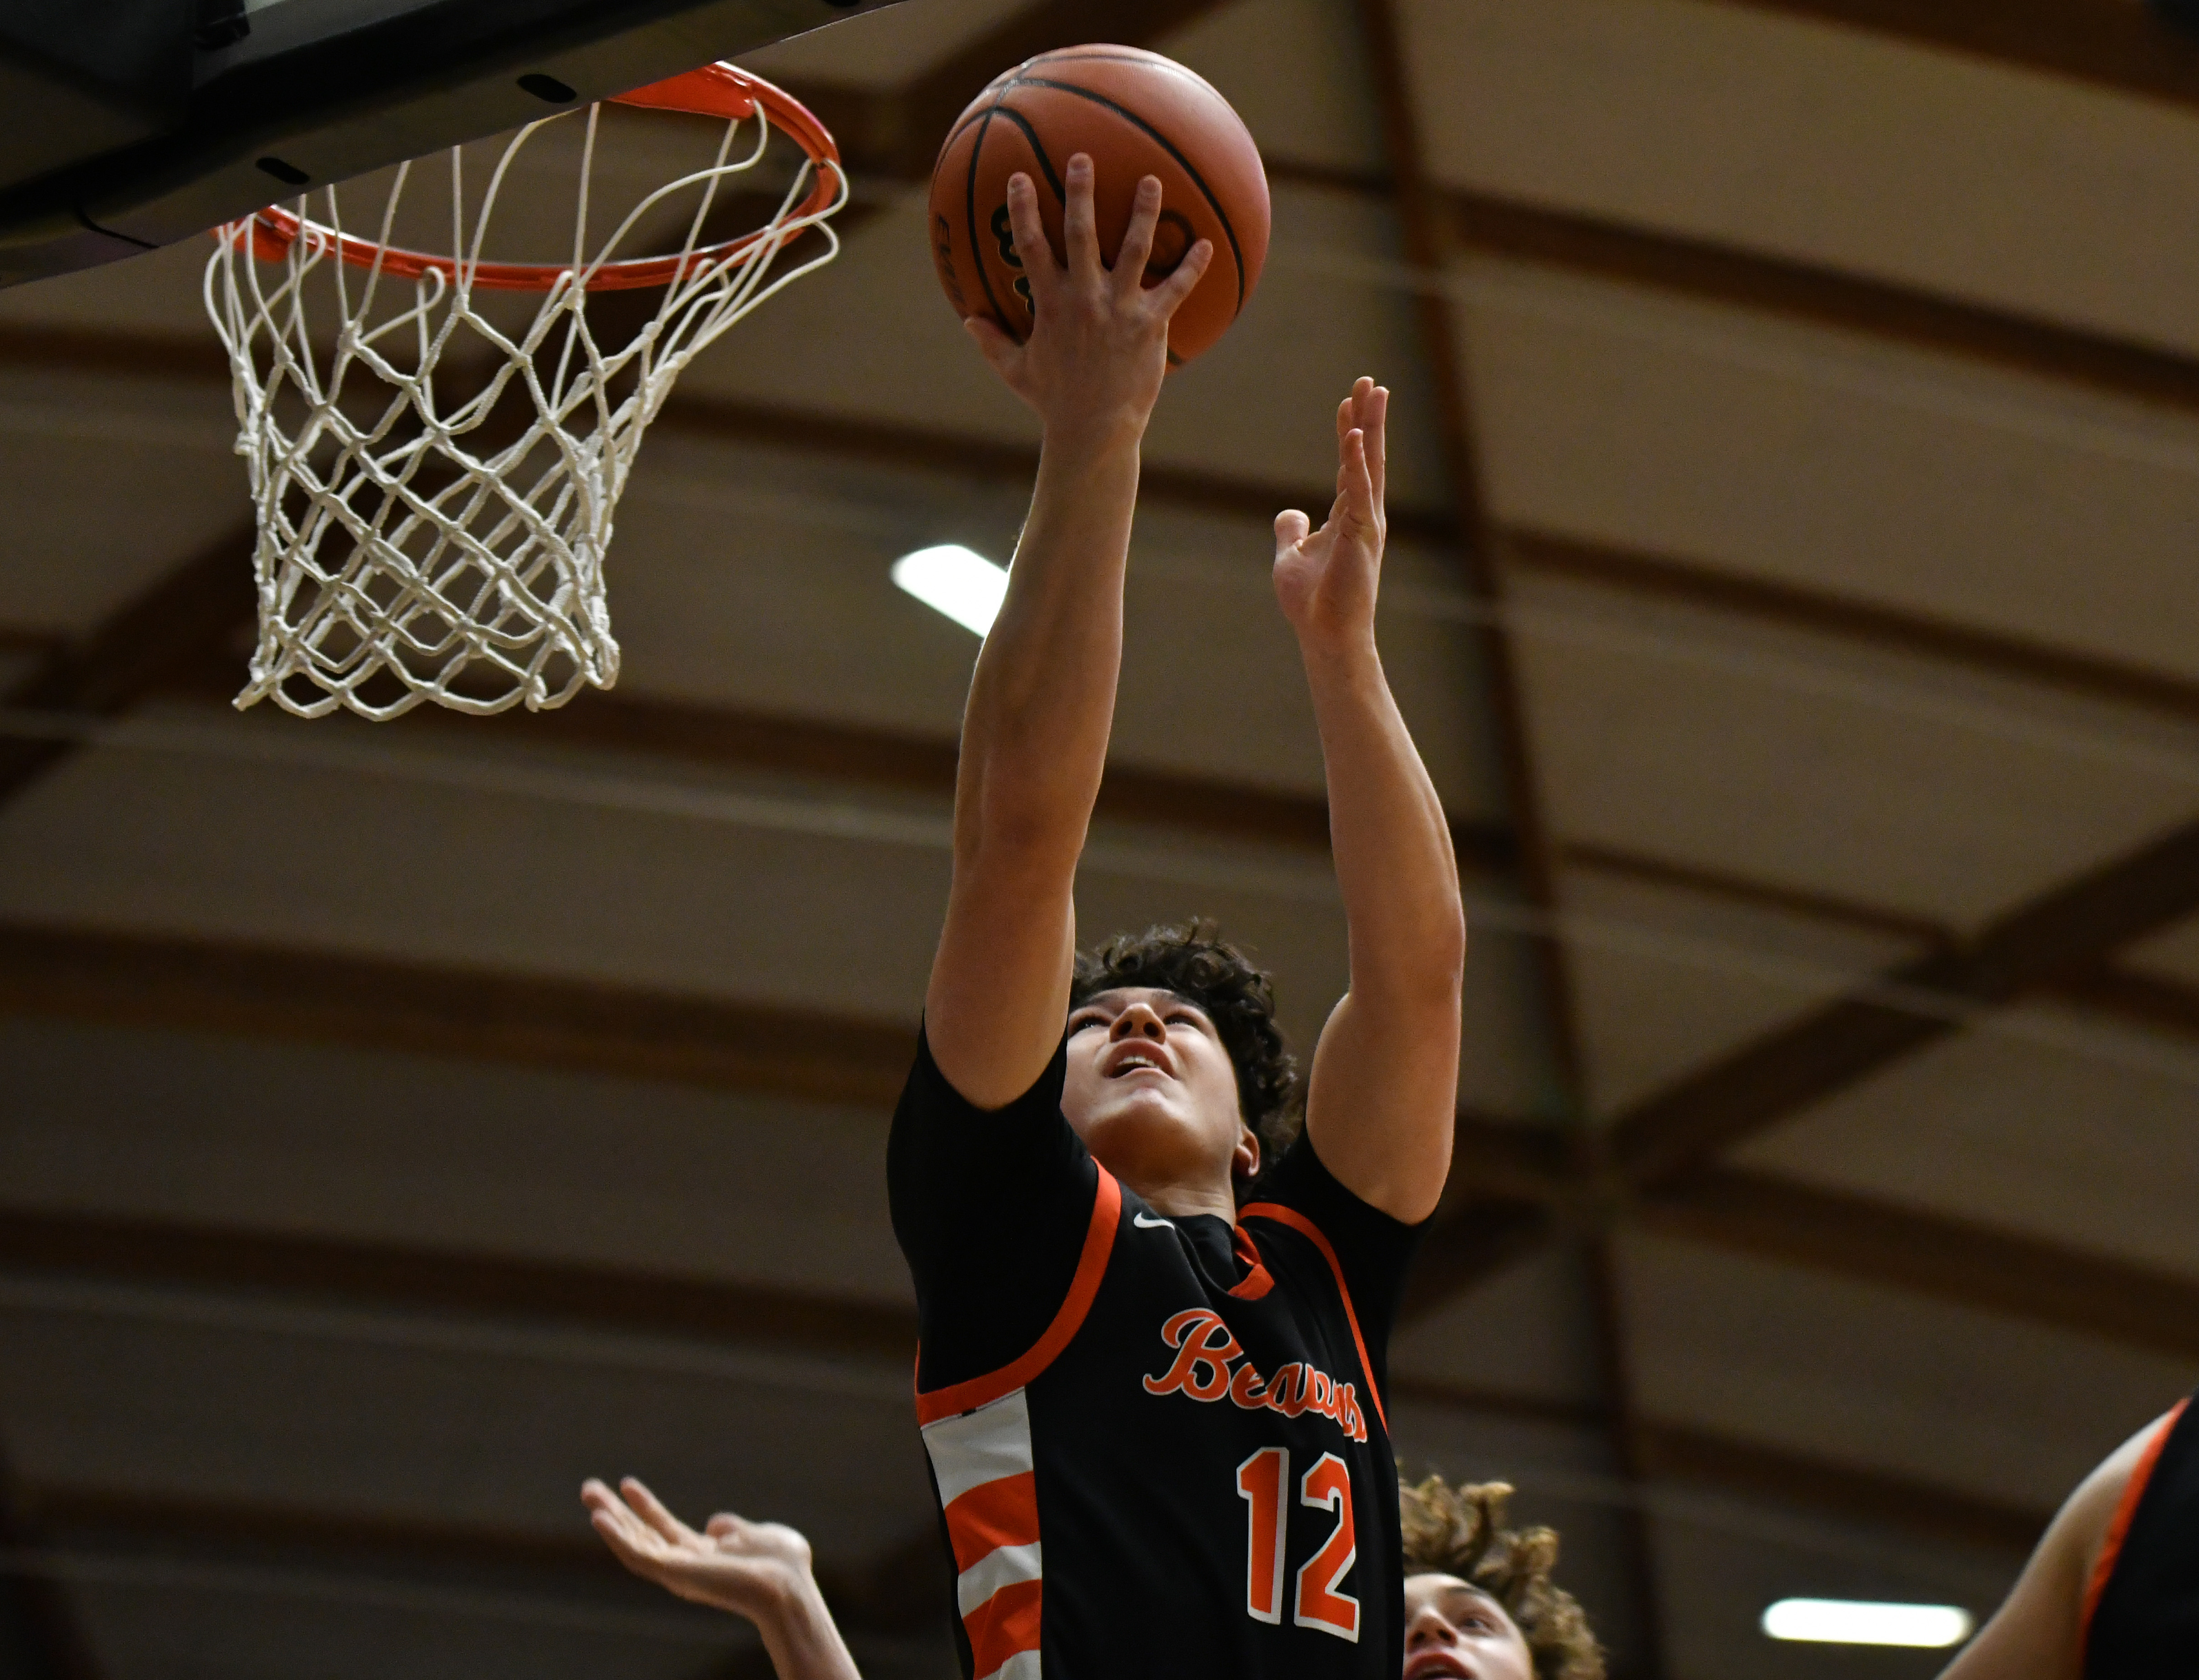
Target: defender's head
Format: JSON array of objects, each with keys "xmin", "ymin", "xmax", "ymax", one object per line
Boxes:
[
  {"xmin": 1063, "ymin": 920, "xmax": 1299, "ymax": 1205},
  {"xmin": 1399, "ymin": 1477, "xmax": 1605, "ymax": 1680}
]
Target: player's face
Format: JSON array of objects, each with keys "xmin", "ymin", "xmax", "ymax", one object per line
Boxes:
[
  {"xmin": 1061, "ymin": 987, "xmax": 1255, "ymax": 1197},
  {"xmin": 1402, "ymin": 1574, "xmax": 1534, "ymax": 1680}
]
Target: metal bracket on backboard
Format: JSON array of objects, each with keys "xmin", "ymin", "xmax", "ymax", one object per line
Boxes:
[{"xmin": 0, "ymin": 0, "xmax": 901, "ymax": 290}]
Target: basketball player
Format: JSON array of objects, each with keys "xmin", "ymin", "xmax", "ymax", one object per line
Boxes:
[
  {"xmin": 888, "ymin": 150, "xmax": 1464, "ymax": 1679},
  {"xmin": 1936, "ymin": 1393, "xmax": 2196, "ymax": 1676},
  {"xmin": 583, "ymin": 1472, "xmax": 1605, "ymax": 1680}
]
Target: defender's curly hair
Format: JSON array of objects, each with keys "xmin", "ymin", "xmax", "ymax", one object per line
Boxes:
[
  {"xmin": 1399, "ymin": 1476, "xmax": 1605, "ymax": 1680},
  {"xmin": 1070, "ymin": 920, "xmax": 1301, "ymax": 1192}
]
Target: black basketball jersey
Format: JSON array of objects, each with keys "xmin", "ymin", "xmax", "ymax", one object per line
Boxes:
[
  {"xmin": 889, "ymin": 1029, "xmax": 1421, "ymax": 1680},
  {"xmin": 2084, "ymin": 1393, "xmax": 2199, "ymax": 1676}
]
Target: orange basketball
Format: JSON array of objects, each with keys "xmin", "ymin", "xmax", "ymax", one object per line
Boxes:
[{"xmin": 927, "ymin": 45, "xmax": 1271, "ymax": 367}]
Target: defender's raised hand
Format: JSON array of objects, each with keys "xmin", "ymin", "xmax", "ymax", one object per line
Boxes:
[
  {"xmin": 1273, "ymin": 377, "xmax": 1389, "ymax": 651},
  {"xmin": 583, "ymin": 1475, "xmax": 812, "ymax": 1616},
  {"xmin": 963, "ymin": 154, "xmax": 1213, "ymax": 444},
  {"xmin": 583, "ymin": 1478, "xmax": 861, "ymax": 1680}
]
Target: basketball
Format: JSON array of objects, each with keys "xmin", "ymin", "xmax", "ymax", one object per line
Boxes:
[{"xmin": 928, "ymin": 46, "xmax": 1271, "ymax": 366}]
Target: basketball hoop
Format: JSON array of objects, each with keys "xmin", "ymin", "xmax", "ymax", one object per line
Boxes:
[{"xmin": 205, "ymin": 63, "xmax": 846, "ymax": 719}]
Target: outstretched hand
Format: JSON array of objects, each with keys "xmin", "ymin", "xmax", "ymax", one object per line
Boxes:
[
  {"xmin": 582, "ymin": 1475, "xmax": 814, "ymax": 1621},
  {"xmin": 964, "ymin": 154, "xmax": 1213, "ymax": 445},
  {"xmin": 1273, "ymin": 377, "xmax": 1389, "ymax": 652}
]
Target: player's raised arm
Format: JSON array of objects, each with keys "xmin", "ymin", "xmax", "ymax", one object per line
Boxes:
[
  {"xmin": 925, "ymin": 156, "xmax": 1211, "ymax": 1109},
  {"xmin": 1276, "ymin": 379, "xmax": 1466, "ymax": 1223}
]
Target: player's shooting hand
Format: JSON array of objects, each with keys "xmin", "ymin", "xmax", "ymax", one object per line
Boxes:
[
  {"xmin": 1273, "ymin": 377, "xmax": 1389, "ymax": 654},
  {"xmin": 964, "ymin": 154, "xmax": 1213, "ymax": 448},
  {"xmin": 582, "ymin": 1475, "xmax": 815, "ymax": 1622}
]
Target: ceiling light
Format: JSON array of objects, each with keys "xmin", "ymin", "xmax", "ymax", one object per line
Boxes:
[
  {"xmin": 1762, "ymin": 1599, "xmax": 1974, "ymax": 1648},
  {"xmin": 892, "ymin": 544, "xmax": 1008, "ymax": 637}
]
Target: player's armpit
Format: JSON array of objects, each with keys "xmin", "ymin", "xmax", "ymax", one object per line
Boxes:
[{"xmin": 1934, "ymin": 1409, "xmax": 2173, "ymax": 1680}]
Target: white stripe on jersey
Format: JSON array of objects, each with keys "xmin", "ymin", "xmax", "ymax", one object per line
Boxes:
[
  {"xmin": 922, "ymin": 1388, "xmax": 1034, "ymax": 1506},
  {"xmin": 958, "ymin": 1540, "xmax": 1043, "ymax": 1616},
  {"xmin": 978, "ymin": 1650, "xmax": 1043, "ymax": 1680}
]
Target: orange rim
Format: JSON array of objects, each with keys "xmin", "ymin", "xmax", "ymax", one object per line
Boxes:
[{"xmin": 232, "ymin": 63, "xmax": 843, "ymax": 292}]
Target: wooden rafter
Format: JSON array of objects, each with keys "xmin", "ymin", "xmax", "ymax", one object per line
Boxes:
[
  {"xmin": 0, "ymin": 1202, "xmax": 920, "ymax": 1363},
  {"xmin": 1720, "ymin": 0, "xmax": 2199, "ymax": 112},
  {"xmin": 20, "ymin": 1484, "xmax": 947, "ymax": 1642},
  {"xmin": 0, "ymin": 922, "xmax": 919, "ymax": 1107},
  {"xmin": 1643, "ymin": 1168, "xmax": 2199, "ymax": 1365},
  {"xmin": 1507, "ymin": 531, "xmax": 2199, "ymax": 729},
  {"xmin": 1608, "ymin": 815, "xmax": 2199, "ymax": 1190},
  {"xmin": 1633, "ymin": 1422, "xmax": 2048, "ymax": 1557},
  {"xmin": 1443, "ymin": 191, "xmax": 2199, "ymax": 420},
  {"xmin": 0, "ymin": 520, "xmax": 257, "ymax": 810},
  {"xmin": 2044, "ymin": 962, "xmax": 2199, "ymax": 1043}
]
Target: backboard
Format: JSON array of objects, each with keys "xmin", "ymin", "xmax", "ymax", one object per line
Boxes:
[{"xmin": 0, "ymin": 0, "xmax": 906, "ymax": 289}]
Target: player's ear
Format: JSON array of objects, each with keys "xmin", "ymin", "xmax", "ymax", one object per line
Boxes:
[{"xmin": 1232, "ymin": 1123, "xmax": 1262, "ymax": 1187}]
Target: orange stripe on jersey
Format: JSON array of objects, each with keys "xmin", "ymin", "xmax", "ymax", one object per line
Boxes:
[
  {"xmin": 943, "ymin": 1470, "xmax": 1041, "ymax": 1573},
  {"xmin": 2083, "ymin": 1399, "xmax": 2189, "ymax": 1648},
  {"xmin": 1239, "ymin": 1201, "xmax": 1388, "ymax": 1435},
  {"xmin": 965, "ymin": 1575, "xmax": 1045, "ymax": 1678},
  {"xmin": 915, "ymin": 1168, "xmax": 1123, "ymax": 1425}
]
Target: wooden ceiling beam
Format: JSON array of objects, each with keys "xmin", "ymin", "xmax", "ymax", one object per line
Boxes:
[
  {"xmin": 0, "ymin": 921, "xmax": 920, "ymax": 1108},
  {"xmin": 1507, "ymin": 529, "xmax": 2199, "ymax": 728},
  {"xmin": 1719, "ymin": 0, "xmax": 2199, "ymax": 113},
  {"xmin": 1641, "ymin": 1167, "xmax": 2199, "ymax": 1365},
  {"xmin": 0, "ymin": 1202, "xmax": 921, "ymax": 1363},
  {"xmin": 1633, "ymin": 1421, "xmax": 2049, "ymax": 1557},
  {"xmin": 20, "ymin": 1485, "xmax": 946, "ymax": 1639},
  {"xmin": 2043, "ymin": 962, "xmax": 2199, "ymax": 1042},
  {"xmin": 1606, "ymin": 816, "xmax": 2199, "ymax": 1191},
  {"xmin": 1444, "ymin": 190, "xmax": 2199, "ymax": 419},
  {"xmin": 0, "ymin": 519, "xmax": 257, "ymax": 810}
]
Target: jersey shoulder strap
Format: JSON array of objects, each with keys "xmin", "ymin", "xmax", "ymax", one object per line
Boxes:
[{"xmin": 1240, "ymin": 1199, "xmax": 1388, "ymax": 1436}]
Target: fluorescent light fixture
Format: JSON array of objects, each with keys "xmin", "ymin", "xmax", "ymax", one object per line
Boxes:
[
  {"xmin": 892, "ymin": 544, "xmax": 1008, "ymax": 637},
  {"xmin": 1762, "ymin": 1599, "xmax": 1974, "ymax": 1648}
]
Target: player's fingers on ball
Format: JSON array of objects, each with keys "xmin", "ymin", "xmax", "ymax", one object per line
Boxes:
[
  {"xmin": 1061, "ymin": 154, "xmax": 1101, "ymax": 273},
  {"xmin": 1112, "ymin": 176, "xmax": 1163, "ymax": 291},
  {"xmin": 1151, "ymin": 237, "xmax": 1211, "ymax": 314},
  {"xmin": 1005, "ymin": 172, "xmax": 1057, "ymax": 283}
]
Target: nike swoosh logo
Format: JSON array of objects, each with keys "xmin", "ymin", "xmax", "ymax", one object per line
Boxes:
[{"xmin": 1133, "ymin": 1211, "xmax": 1176, "ymax": 1230}]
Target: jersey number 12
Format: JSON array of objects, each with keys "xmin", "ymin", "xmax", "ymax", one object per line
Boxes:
[{"xmin": 1236, "ymin": 1446, "xmax": 1361, "ymax": 1640}]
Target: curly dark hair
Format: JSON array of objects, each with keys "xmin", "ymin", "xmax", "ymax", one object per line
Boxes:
[
  {"xmin": 1399, "ymin": 1476, "xmax": 1605, "ymax": 1680},
  {"xmin": 1069, "ymin": 920, "xmax": 1301, "ymax": 1195}
]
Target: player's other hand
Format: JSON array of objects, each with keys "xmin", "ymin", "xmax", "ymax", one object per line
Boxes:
[
  {"xmin": 1274, "ymin": 377, "xmax": 1389, "ymax": 653},
  {"xmin": 964, "ymin": 154, "xmax": 1212, "ymax": 448},
  {"xmin": 582, "ymin": 1475, "xmax": 815, "ymax": 1621}
]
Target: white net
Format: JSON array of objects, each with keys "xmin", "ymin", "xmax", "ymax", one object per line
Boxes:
[{"xmin": 205, "ymin": 74, "xmax": 845, "ymax": 719}]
